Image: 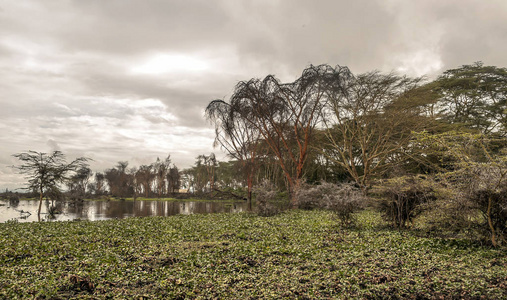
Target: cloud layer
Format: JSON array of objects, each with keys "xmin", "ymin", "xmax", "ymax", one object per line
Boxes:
[{"xmin": 1, "ymin": 0, "xmax": 507, "ymax": 189}]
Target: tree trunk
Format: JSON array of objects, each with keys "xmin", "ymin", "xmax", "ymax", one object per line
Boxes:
[
  {"xmin": 290, "ymin": 177, "xmax": 302, "ymax": 209},
  {"xmin": 247, "ymin": 174, "xmax": 253, "ymax": 212},
  {"xmin": 248, "ymin": 190, "xmax": 252, "ymax": 211},
  {"xmin": 37, "ymin": 187, "xmax": 44, "ymax": 219},
  {"xmin": 487, "ymin": 195, "xmax": 497, "ymax": 247},
  {"xmin": 38, "ymin": 186, "xmax": 43, "ymax": 221}
]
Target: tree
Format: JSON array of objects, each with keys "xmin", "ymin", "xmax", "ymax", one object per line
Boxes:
[
  {"xmin": 228, "ymin": 64, "xmax": 352, "ymax": 206},
  {"xmin": 214, "ymin": 161, "xmax": 243, "ymax": 190},
  {"xmin": 134, "ymin": 164, "xmax": 155, "ymax": 198},
  {"xmin": 197, "ymin": 153, "xmax": 217, "ymax": 192},
  {"xmin": 166, "ymin": 165, "xmax": 181, "ymax": 193},
  {"xmin": 323, "ymin": 71, "xmax": 433, "ymax": 189},
  {"xmin": 432, "ymin": 62, "xmax": 507, "ymax": 135},
  {"xmin": 94, "ymin": 172, "xmax": 106, "ymax": 196},
  {"xmin": 67, "ymin": 166, "xmax": 92, "ymax": 200},
  {"xmin": 104, "ymin": 161, "xmax": 134, "ymax": 198},
  {"xmin": 206, "ymin": 99, "xmax": 262, "ymax": 210},
  {"xmin": 153, "ymin": 155, "xmax": 171, "ymax": 198},
  {"xmin": 414, "ymin": 131, "xmax": 507, "ymax": 246},
  {"xmin": 12, "ymin": 150, "xmax": 89, "ymax": 218}
]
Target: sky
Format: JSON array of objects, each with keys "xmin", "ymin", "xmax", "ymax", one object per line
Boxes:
[{"xmin": 1, "ymin": 0, "xmax": 507, "ymax": 190}]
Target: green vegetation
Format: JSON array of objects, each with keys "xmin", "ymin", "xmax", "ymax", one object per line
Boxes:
[{"xmin": 1, "ymin": 210, "xmax": 506, "ymax": 299}]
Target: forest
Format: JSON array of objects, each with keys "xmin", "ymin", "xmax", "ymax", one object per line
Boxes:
[{"xmin": 7, "ymin": 62, "xmax": 507, "ymax": 247}]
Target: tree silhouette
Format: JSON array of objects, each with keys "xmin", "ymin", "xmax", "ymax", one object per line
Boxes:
[{"xmin": 12, "ymin": 151, "xmax": 89, "ymax": 219}]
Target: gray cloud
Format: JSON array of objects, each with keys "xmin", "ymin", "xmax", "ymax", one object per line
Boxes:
[{"xmin": 1, "ymin": 0, "xmax": 507, "ymax": 189}]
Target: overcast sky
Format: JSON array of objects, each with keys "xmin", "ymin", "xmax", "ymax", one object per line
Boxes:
[{"xmin": 1, "ymin": 0, "xmax": 507, "ymax": 190}]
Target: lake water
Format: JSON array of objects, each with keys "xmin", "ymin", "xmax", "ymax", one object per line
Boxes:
[{"xmin": 0, "ymin": 198, "xmax": 247, "ymax": 223}]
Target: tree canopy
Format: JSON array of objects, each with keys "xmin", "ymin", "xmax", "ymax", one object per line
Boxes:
[{"xmin": 12, "ymin": 150, "xmax": 89, "ymax": 218}]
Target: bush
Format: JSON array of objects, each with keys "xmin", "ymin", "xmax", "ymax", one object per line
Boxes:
[
  {"xmin": 294, "ymin": 182, "xmax": 323, "ymax": 210},
  {"xmin": 459, "ymin": 165, "xmax": 507, "ymax": 246},
  {"xmin": 376, "ymin": 176, "xmax": 436, "ymax": 228},
  {"xmin": 253, "ymin": 180, "xmax": 281, "ymax": 216},
  {"xmin": 416, "ymin": 190, "xmax": 477, "ymax": 237},
  {"xmin": 469, "ymin": 188, "xmax": 507, "ymax": 245},
  {"xmin": 295, "ymin": 182, "xmax": 365, "ymax": 226}
]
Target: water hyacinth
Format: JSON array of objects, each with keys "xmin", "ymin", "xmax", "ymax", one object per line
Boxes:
[{"xmin": 0, "ymin": 210, "xmax": 506, "ymax": 299}]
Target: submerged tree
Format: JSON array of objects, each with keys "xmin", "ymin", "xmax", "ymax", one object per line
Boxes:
[{"xmin": 12, "ymin": 151, "xmax": 89, "ymax": 218}]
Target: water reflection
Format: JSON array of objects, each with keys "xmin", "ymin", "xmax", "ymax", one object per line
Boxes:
[
  {"xmin": 0, "ymin": 199, "xmax": 247, "ymax": 223},
  {"xmin": 9, "ymin": 197, "xmax": 20, "ymax": 208}
]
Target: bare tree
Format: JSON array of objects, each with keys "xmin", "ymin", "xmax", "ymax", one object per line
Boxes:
[{"xmin": 12, "ymin": 151, "xmax": 89, "ymax": 218}]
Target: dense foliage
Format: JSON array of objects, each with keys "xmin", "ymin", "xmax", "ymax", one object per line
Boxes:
[{"xmin": 1, "ymin": 210, "xmax": 506, "ymax": 299}]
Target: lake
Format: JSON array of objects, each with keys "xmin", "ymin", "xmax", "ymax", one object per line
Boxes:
[{"xmin": 0, "ymin": 198, "xmax": 247, "ymax": 223}]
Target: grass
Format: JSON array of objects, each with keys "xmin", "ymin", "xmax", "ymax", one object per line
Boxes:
[{"xmin": 0, "ymin": 209, "xmax": 506, "ymax": 299}]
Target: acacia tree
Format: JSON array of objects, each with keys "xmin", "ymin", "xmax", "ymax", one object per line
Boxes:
[
  {"xmin": 67, "ymin": 166, "xmax": 93, "ymax": 200},
  {"xmin": 13, "ymin": 150, "xmax": 89, "ymax": 218},
  {"xmin": 228, "ymin": 64, "xmax": 351, "ymax": 206},
  {"xmin": 413, "ymin": 131, "xmax": 507, "ymax": 246},
  {"xmin": 183, "ymin": 156, "xmax": 210, "ymax": 194},
  {"xmin": 166, "ymin": 165, "xmax": 180, "ymax": 193},
  {"xmin": 323, "ymin": 71, "xmax": 433, "ymax": 190},
  {"xmin": 197, "ymin": 153, "xmax": 217, "ymax": 192},
  {"xmin": 206, "ymin": 99, "xmax": 261, "ymax": 210},
  {"xmin": 433, "ymin": 62, "xmax": 507, "ymax": 135}
]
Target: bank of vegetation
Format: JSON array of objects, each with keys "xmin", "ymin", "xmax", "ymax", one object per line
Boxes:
[{"xmin": 1, "ymin": 210, "xmax": 506, "ymax": 299}]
